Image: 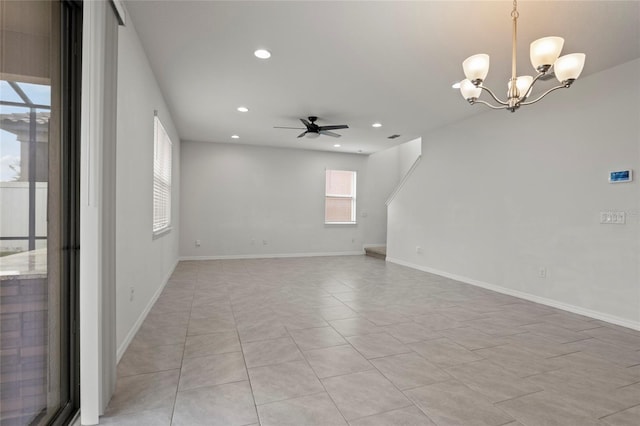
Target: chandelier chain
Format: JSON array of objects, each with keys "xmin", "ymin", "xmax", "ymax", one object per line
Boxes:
[{"xmin": 511, "ymin": 0, "xmax": 519, "ymax": 19}]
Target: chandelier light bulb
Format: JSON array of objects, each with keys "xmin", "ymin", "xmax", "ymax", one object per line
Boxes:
[
  {"xmin": 530, "ymin": 37, "xmax": 564, "ymax": 71},
  {"xmin": 554, "ymin": 53, "xmax": 586, "ymax": 83},
  {"xmin": 462, "ymin": 54, "xmax": 490, "ymax": 83},
  {"xmin": 460, "ymin": 79, "xmax": 481, "ymax": 100}
]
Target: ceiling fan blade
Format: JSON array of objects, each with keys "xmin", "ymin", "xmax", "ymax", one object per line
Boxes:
[
  {"xmin": 297, "ymin": 131, "xmax": 308, "ymax": 138},
  {"xmin": 318, "ymin": 125, "xmax": 349, "ymax": 131},
  {"xmin": 274, "ymin": 126, "xmax": 306, "ymax": 129},
  {"xmin": 320, "ymin": 130, "xmax": 341, "ymax": 138},
  {"xmin": 300, "ymin": 118, "xmax": 311, "ymax": 127}
]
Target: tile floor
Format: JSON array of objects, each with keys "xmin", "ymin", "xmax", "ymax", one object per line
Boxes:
[{"xmin": 102, "ymin": 256, "xmax": 640, "ymax": 426}]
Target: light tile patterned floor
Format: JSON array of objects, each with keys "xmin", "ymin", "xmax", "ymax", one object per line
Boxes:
[{"xmin": 101, "ymin": 256, "xmax": 640, "ymax": 426}]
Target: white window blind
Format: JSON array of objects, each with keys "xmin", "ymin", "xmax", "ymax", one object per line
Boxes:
[
  {"xmin": 325, "ymin": 169, "xmax": 356, "ymax": 224},
  {"xmin": 153, "ymin": 115, "xmax": 172, "ymax": 235}
]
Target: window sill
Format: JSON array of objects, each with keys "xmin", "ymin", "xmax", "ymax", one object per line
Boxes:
[
  {"xmin": 324, "ymin": 222, "xmax": 357, "ymax": 226},
  {"xmin": 152, "ymin": 227, "xmax": 172, "ymax": 240}
]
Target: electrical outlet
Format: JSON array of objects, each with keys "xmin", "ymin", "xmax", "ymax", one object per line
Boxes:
[
  {"xmin": 129, "ymin": 286, "xmax": 135, "ymax": 301},
  {"xmin": 416, "ymin": 246, "xmax": 423, "ymax": 254},
  {"xmin": 195, "ymin": 239, "xmax": 201, "ymax": 247},
  {"xmin": 538, "ymin": 267, "xmax": 547, "ymax": 279},
  {"xmin": 263, "ymin": 240, "xmax": 268, "ymax": 245},
  {"xmin": 613, "ymin": 211, "xmax": 626, "ymax": 224}
]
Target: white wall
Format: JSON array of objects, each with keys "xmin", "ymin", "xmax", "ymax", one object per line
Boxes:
[
  {"xmin": 363, "ymin": 138, "xmax": 421, "ymax": 245},
  {"xmin": 115, "ymin": 19, "xmax": 180, "ymax": 353},
  {"xmin": 180, "ymin": 142, "xmax": 375, "ymax": 258},
  {"xmin": 388, "ymin": 59, "xmax": 640, "ymax": 328}
]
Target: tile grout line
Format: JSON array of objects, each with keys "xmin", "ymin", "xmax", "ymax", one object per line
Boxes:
[
  {"xmin": 284, "ymin": 320, "xmax": 352, "ymax": 425},
  {"xmin": 168, "ymin": 266, "xmax": 197, "ymax": 425},
  {"xmin": 597, "ymin": 402, "xmax": 640, "ymax": 421},
  {"xmin": 230, "ymin": 288, "xmax": 261, "ymax": 426}
]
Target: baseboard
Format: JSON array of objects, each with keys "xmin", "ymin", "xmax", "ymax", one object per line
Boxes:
[
  {"xmin": 116, "ymin": 258, "xmax": 179, "ymax": 362},
  {"xmin": 386, "ymin": 257, "xmax": 640, "ymax": 332},
  {"xmin": 179, "ymin": 251, "xmax": 364, "ymax": 261}
]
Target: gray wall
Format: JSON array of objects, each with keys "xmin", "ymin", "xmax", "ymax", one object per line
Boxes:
[
  {"xmin": 178, "ymin": 140, "xmax": 420, "ymax": 258},
  {"xmin": 179, "ymin": 142, "xmax": 370, "ymax": 258},
  {"xmin": 115, "ymin": 19, "xmax": 181, "ymax": 354},
  {"xmin": 363, "ymin": 138, "xmax": 421, "ymax": 245},
  {"xmin": 388, "ymin": 59, "xmax": 640, "ymax": 328}
]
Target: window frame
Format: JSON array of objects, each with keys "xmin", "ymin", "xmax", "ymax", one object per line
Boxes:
[
  {"xmin": 152, "ymin": 114, "xmax": 172, "ymax": 237},
  {"xmin": 324, "ymin": 169, "xmax": 357, "ymax": 225}
]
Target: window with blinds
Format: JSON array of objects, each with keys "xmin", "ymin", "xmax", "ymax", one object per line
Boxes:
[
  {"xmin": 153, "ymin": 115, "xmax": 172, "ymax": 235},
  {"xmin": 325, "ymin": 169, "xmax": 357, "ymax": 224}
]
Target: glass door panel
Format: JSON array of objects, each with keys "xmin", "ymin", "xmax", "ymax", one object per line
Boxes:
[{"xmin": 0, "ymin": 1, "xmax": 79, "ymax": 424}]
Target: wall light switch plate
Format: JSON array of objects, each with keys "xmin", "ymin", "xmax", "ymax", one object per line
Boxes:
[
  {"xmin": 600, "ymin": 211, "xmax": 626, "ymax": 224},
  {"xmin": 613, "ymin": 211, "xmax": 626, "ymax": 224}
]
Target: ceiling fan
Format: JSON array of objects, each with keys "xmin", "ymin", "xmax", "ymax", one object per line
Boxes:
[{"xmin": 274, "ymin": 116, "xmax": 349, "ymax": 138}]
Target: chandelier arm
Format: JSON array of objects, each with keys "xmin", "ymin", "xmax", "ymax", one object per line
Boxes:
[
  {"xmin": 479, "ymin": 85, "xmax": 509, "ymax": 106},
  {"xmin": 472, "ymin": 99, "xmax": 509, "ymax": 110},
  {"xmin": 519, "ymin": 84, "xmax": 569, "ymax": 106}
]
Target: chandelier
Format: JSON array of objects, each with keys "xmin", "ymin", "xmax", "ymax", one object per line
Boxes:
[{"xmin": 458, "ymin": 0, "xmax": 586, "ymax": 112}]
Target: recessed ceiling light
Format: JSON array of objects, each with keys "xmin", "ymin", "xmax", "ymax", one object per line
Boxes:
[
  {"xmin": 334, "ymin": 144, "xmax": 341, "ymax": 148},
  {"xmin": 231, "ymin": 135, "xmax": 239, "ymax": 139},
  {"xmin": 254, "ymin": 49, "xmax": 271, "ymax": 59},
  {"xmin": 372, "ymin": 123, "xmax": 382, "ymax": 128},
  {"xmin": 237, "ymin": 106, "xmax": 249, "ymax": 112},
  {"xmin": 452, "ymin": 81, "xmax": 461, "ymax": 89}
]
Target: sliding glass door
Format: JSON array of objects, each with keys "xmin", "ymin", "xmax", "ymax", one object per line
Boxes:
[{"xmin": 0, "ymin": 1, "xmax": 81, "ymax": 424}]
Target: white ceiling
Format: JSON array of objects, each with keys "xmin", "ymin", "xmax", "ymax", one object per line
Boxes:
[{"xmin": 125, "ymin": 0, "xmax": 640, "ymax": 154}]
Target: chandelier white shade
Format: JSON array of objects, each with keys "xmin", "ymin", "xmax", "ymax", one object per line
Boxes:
[
  {"xmin": 458, "ymin": 0, "xmax": 586, "ymax": 112},
  {"xmin": 460, "ymin": 79, "xmax": 482, "ymax": 100},
  {"xmin": 530, "ymin": 37, "xmax": 564, "ymax": 71},
  {"xmin": 462, "ymin": 54, "xmax": 490, "ymax": 82},
  {"xmin": 554, "ymin": 53, "xmax": 586, "ymax": 82},
  {"xmin": 507, "ymin": 75, "xmax": 534, "ymax": 99}
]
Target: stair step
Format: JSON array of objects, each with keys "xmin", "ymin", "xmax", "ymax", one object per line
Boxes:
[{"xmin": 365, "ymin": 246, "xmax": 386, "ymax": 260}]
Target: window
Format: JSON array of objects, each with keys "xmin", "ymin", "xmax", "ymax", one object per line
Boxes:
[
  {"xmin": 153, "ymin": 115, "xmax": 172, "ymax": 235},
  {"xmin": 325, "ymin": 169, "xmax": 357, "ymax": 224}
]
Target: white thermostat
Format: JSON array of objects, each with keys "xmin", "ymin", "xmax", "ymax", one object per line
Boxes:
[{"xmin": 609, "ymin": 170, "xmax": 632, "ymax": 183}]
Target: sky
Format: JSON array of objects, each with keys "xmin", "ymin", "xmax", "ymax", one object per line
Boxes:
[{"xmin": 0, "ymin": 81, "xmax": 50, "ymax": 181}]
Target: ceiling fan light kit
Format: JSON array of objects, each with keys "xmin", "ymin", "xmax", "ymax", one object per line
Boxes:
[{"xmin": 459, "ymin": 0, "xmax": 586, "ymax": 112}]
